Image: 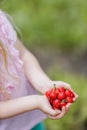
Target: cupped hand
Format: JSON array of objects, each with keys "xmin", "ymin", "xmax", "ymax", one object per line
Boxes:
[
  {"xmin": 38, "ymin": 95, "xmax": 71, "ymax": 120},
  {"xmin": 42, "ymin": 80, "xmax": 78, "ymax": 119}
]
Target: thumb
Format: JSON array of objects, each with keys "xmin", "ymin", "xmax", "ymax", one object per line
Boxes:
[{"xmin": 48, "ymin": 108, "xmax": 61, "ymax": 116}]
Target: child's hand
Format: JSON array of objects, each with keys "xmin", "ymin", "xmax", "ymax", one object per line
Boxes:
[
  {"xmin": 38, "ymin": 95, "xmax": 70, "ymax": 120},
  {"xmin": 42, "ymin": 81, "xmax": 78, "ymax": 119},
  {"xmin": 46, "ymin": 81, "xmax": 78, "ymax": 102}
]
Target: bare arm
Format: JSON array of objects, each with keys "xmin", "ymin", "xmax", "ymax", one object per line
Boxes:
[
  {"xmin": 0, "ymin": 95, "xmax": 39, "ymax": 119},
  {"xmin": 0, "ymin": 95, "xmax": 59, "ymax": 119},
  {"xmin": 15, "ymin": 39, "xmax": 52, "ymax": 94}
]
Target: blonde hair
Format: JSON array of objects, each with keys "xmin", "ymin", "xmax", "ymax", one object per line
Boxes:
[
  {"xmin": 0, "ymin": 10, "xmax": 22, "ymax": 100},
  {"xmin": 0, "ymin": 42, "xmax": 19, "ymax": 100},
  {"xmin": 0, "ymin": 42, "xmax": 11, "ymax": 100}
]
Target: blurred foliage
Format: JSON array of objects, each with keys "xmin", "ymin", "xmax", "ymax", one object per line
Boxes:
[
  {"xmin": 0, "ymin": 0, "xmax": 87, "ymax": 51},
  {"xmin": 44, "ymin": 67, "xmax": 87, "ymax": 130}
]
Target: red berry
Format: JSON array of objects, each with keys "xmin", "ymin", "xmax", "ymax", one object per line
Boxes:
[
  {"xmin": 45, "ymin": 86, "xmax": 76, "ymax": 110},
  {"xmin": 49, "ymin": 99, "xmax": 53, "ymax": 105},
  {"xmin": 58, "ymin": 87, "xmax": 65, "ymax": 92},
  {"xmin": 66, "ymin": 97, "xmax": 73, "ymax": 103},
  {"xmin": 58, "ymin": 91, "xmax": 65, "ymax": 100},
  {"xmin": 53, "ymin": 99, "xmax": 60, "ymax": 109},
  {"xmin": 65, "ymin": 89, "xmax": 72, "ymax": 97},
  {"xmin": 45, "ymin": 90, "xmax": 51, "ymax": 98},
  {"xmin": 50, "ymin": 92, "xmax": 57, "ymax": 100},
  {"xmin": 70, "ymin": 91, "xmax": 75, "ymax": 98},
  {"xmin": 54, "ymin": 88, "xmax": 59, "ymax": 96}
]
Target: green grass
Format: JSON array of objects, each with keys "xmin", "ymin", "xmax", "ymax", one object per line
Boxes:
[{"xmin": 44, "ymin": 68, "xmax": 87, "ymax": 130}]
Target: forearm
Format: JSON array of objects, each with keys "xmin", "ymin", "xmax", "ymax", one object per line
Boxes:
[
  {"xmin": 0, "ymin": 95, "xmax": 40, "ymax": 119},
  {"xmin": 15, "ymin": 39, "xmax": 52, "ymax": 93},
  {"xmin": 22, "ymin": 51, "xmax": 52, "ymax": 94}
]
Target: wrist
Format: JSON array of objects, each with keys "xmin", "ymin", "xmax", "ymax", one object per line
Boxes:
[
  {"xmin": 33, "ymin": 95, "xmax": 45, "ymax": 109},
  {"xmin": 20, "ymin": 95, "xmax": 40, "ymax": 110},
  {"xmin": 27, "ymin": 95, "xmax": 42, "ymax": 110},
  {"xmin": 38, "ymin": 79, "xmax": 53, "ymax": 94},
  {"xmin": 36, "ymin": 95, "xmax": 46, "ymax": 110},
  {"xmin": 30, "ymin": 76, "xmax": 52, "ymax": 94}
]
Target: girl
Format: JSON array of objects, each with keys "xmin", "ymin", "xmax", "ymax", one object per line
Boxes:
[{"xmin": 0, "ymin": 10, "xmax": 78, "ymax": 130}]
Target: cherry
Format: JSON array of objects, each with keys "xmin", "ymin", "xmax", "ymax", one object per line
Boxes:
[
  {"xmin": 45, "ymin": 90, "xmax": 51, "ymax": 98},
  {"xmin": 53, "ymin": 99, "xmax": 60, "ymax": 109},
  {"xmin": 50, "ymin": 92, "xmax": 57, "ymax": 100},
  {"xmin": 49, "ymin": 99, "xmax": 53, "ymax": 105},
  {"xmin": 66, "ymin": 97, "xmax": 73, "ymax": 103},
  {"xmin": 70, "ymin": 91, "xmax": 75, "ymax": 98},
  {"xmin": 58, "ymin": 91, "xmax": 65, "ymax": 100},
  {"xmin": 58, "ymin": 87, "xmax": 65, "ymax": 92},
  {"xmin": 65, "ymin": 89, "xmax": 72, "ymax": 97},
  {"xmin": 45, "ymin": 86, "xmax": 76, "ymax": 110}
]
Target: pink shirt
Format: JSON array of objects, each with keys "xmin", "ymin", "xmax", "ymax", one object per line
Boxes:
[{"xmin": 0, "ymin": 10, "xmax": 46, "ymax": 130}]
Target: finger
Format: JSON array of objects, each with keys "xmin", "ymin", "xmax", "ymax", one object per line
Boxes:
[
  {"xmin": 57, "ymin": 106, "xmax": 66, "ymax": 119},
  {"xmin": 47, "ymin": 114, "xmax": 58, "ymax": 120},
  {"xmin": 47, "ymin": 112, "xmax": 61, "ymax": 120},
  {"xmin": 73, "ymin": 94, "xmax": 78, "ymax": 102},
  {"xmin": 44, "ymin": 96, "xmax": 62, "ymax": 116},
  {"xmin": 46, "ymin": 109, "xmax": 61, "ymax": 119},
  {"xmin": 50, "ymin": 109, "xmax": 61, "ymax": 116},
  {"xmin": 54, "ymin": 109, "xmax": 61, "ymax": 115},
  {"xmin": 65, "ymin": 103, "xmax": 71, "ymax": 111},
  {"xmin": 45, "ymin": 107, "xmax": 61, "ymax": 117},
  {"xmin": 48, "ymin": 107, "xmax": 66, "ymax": 120},
  {"xmin": 54, "ymin": 81, "xmax": 71, "ymax": 88}
]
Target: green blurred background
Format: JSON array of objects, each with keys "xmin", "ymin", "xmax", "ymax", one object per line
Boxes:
[{"xmin": 1, "ymin": 0, "xmax": 87, "ymax": 130}]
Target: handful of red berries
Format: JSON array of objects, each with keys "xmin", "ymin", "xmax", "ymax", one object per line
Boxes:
[{"xmin": 45, "ymin": 85, "xmax": 75, "ymax": 110}]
